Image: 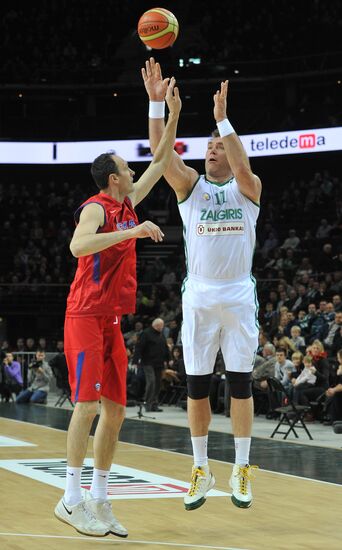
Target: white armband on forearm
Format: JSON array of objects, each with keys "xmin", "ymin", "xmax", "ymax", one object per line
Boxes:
[
  {"xmin": 149, "ymin": 101, "xmax": 165, "ymax": 119},
  {"xmin": 217, "ymin": 118, "xmax": 235, "ymax": 137}
]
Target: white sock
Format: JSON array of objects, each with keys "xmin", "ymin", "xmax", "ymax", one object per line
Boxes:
[
  {"xmin": 64, "ymin": 466, "xmax": 82, "ymax": 506},
  {"xmin": 234, "ymin": 437, "xmax": 251, "ymax": 465},
  {"xmin": 191, "ymin": 435, "xmax": 208, "ymax": 467},
  {"xmin": 90, "ymin": 468, "xmax": 110, "ymax": 501}
]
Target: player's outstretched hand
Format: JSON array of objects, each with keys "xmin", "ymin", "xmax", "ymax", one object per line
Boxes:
[
  {"xmin": 165, "ymin": 77, "xmax": 182, "ymax": 117},
  {"xmin": 213, "ymin": 80, "xmax": 229, "ymax": 123},
  {"xmin": 141, "ymin": 57, "xmax": 169, "ymax": 101},
  {"xmin": 134, "ymin": 220, "xmax": 164, "ymax": 242}
]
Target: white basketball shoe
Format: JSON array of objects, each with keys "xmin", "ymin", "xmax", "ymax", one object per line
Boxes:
[
  {"xmin": 184, "ymin": 464, "xmax": 215, "ymax": 511},
  {"xmin": 229, "ymin": 464, "xmax": 258, "ymax": 508},
  {"xmin": 54, "ymin": 498, "xmax": 110, "ymax": 537},
  {"xmin": 86, "ymin": 495, "xmax": 128, "ymax": 538}
]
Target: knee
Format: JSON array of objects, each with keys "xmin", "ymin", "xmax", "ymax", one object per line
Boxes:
[
  {"xmin": 75, "ymin": 400, "xmax": 98, "ymax": 420},
  {"xmin": 226, "ymin": 371, "xmax": 252, "ymax": 399},
  {"xmin": 187, "ymin": 374, "xmax": 211, "ymax": 399},
  {"xmin": 114, "ymin": 403, "xmax": 125, "ymax": 424},
  {"xmin": 100, "ymin": 399, "xmax": 126, "ymax": 425}
]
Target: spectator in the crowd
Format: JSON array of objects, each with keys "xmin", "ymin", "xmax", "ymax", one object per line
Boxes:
[
  {"xmin": 38, "ymin": 337, "xmax": 47, "ymax": 351},
  {"xmin": 160, "ymin": 345, "xmax": 187, "ymax": 404},
  {"xmin": 16, "ymin": 350, "xmax": 52, "ymax": 404},
  {"xmin": 277, "ymin": 290, "xmax": 289, "ymax": 312},
  {"xmin": 25, "ymin": 338, "xmax": 36, "ymax": 352},
  {"xmin": 306, "ymin": 281, "xmax": 321, "ymax": 304},
  {"xmin": 49, "ymin": 343, "xmax": 70, "ymax": 400},
  {"xmin": 252, "ymin": 343, "xmax": 277, "ymax": 391},
  {"xmin": 55, "ymin": 339, "xmax": 64, "ymax": 353},
  {"xmin": 16, "ymin": 338, "xmax": 26, "ymax": 352},
  {"xmin": 264, "ymin": 248, "xmax": 284, "ymax": 273},
  {"xmin": 289, "ymin": 351, "xmax": 304, "ymax": 380},
  {"xmin": 291, "ymin": 355, "xmax": 317, "ymax": 403},
  {"xmin": 294, "ymin": 340, "xmax": 330, "ymax": 413},
  {"xmin": 291, "ymin": 285, "xmax": 310, "ymax": 313},
  {"xmin": 316, "ymin": 243, "xmax": 335, "ymax": 273},
  {"xmin": 290, "ymin": 326, "xmax": 306, "ymax": 351},
  {"xmin": 323, "ymin": 349, "xmax": 342, "ymax": 423},
  {"xmin": 256, "ymin": 329, "xmax": 271, "ymax": 355},
  {"xmin": 167, "ymin": 345, "xmax": 186, "ymax": 383},
  {"xmin": 307, "ymin": 303, "xmax": 327, "ymax": 343},
  {"xmin": 1, "ymin": 352, "xmax": 23, "ymax": 401},
  {"xmin": 316, "ymin": 218, "xmax": 332, "ymax": 239},
  {"xmin": 280, "ymin": 229, "xmax": 300, "ymax": 250},
  {"xmin": 282, "ymin": 248, "xmax": 298, "ymax": 278},
  {"xmin": 284, "ymin": 289, "xmax": 299, "ymax": 312},
  {"xmin": 324, "ymin": 302, "xmax": 336, "ymax": 322},
  {"xmin": 124, "ymin": 320, "xmax": 144, "ymax": 348},
  {"xmin": 295, "ymin": 258, "xmax": 313, "ymax": 279},
  {"xmin": 331, "ymin": 326, "xmax": 342, "ymax": 358},
  {"xmin": 262, "ymin": 302, "xmax": 278, "ymax": 335},
  {"xmin": 297, "ymin": 309, "xmax": 309, "ymax": 337},
  {"xmin": 260, "ymin": 230, "xmax": 279, "ymax": 259},
  {"xmin": 274, "ymin": 347, "xmax": 296, "ymax": 389},
  {"xmin": 322, "ymin": 311, "xmax": 342, "ymax": 352},
  {"xmin": 132, "ymin": 318, "xmax": 170, "ymax": 412},
  {"xmin": 332, "ymin": 294, "xmax": 342, "ymax": 312}
]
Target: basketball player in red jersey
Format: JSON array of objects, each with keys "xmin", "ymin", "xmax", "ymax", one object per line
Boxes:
[{"xmin": 55, "ymin": 78, "xmax": 181, "ymax": 538}]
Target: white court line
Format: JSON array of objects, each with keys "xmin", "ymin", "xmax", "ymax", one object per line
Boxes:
[
  {"xmin": 0, "ymin": 532, "xmax": 250, "ymax": 550},
  {"xmin": 3, "ymin": 417, "xmax": 341, "ymax": 487}
]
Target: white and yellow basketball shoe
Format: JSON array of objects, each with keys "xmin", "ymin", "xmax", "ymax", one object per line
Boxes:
[
  {"xmin": 229, "ymin": 464, "xmax": 258, "ymax": 508},
  {"xmin": 184, "ymin": 464, "xmax": 215, "ymax": 511}
]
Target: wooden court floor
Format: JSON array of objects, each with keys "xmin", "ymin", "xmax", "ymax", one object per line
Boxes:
[{"xmin": 0, "ymin": 414, "xmax": 341, "ymax": 550}]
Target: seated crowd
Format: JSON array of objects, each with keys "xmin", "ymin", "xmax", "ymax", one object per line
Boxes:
[
  {"xmin": 1, "ymin": 166, "xmax": 342, "ymax": 428},
  {"xmin": 0, "ymin": 1, "xmax": 339, "ymax": 85}
]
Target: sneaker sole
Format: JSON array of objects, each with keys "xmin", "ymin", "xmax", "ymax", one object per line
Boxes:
[
  {"xmin": 184, "ymin": 496, "xmax": 207, "ymax": 511},
  {"xmin": 230, "ymin": 495, "xmax": 252, "ymax": 509},
  {"xmin": 54, "ymin": 511, "xmax": 110, "ymax": 537},
  {"xmin": 109, "ymin": 529, "xmax": 128, "ymax": 538},
  {"xmin": 184, "ymin": 475, "xmax": 215, "ymax": 511}
]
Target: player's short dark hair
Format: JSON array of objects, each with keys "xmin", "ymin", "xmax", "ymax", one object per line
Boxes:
[
  {"xmin": 210, "ymin": 129, "xmax": 220, "ymax": 138},
  {"xmin": 276, "ymin": 347, "xmax": 287, "ymax": 355},
  {"xmin": 91, "ymin": 153, "xmax": 119, "ymax": 190}
]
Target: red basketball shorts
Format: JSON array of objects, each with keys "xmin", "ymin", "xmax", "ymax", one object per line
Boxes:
[{"xmin": 64, "ymin": 315, "xmax": 127, "ymax": 404}]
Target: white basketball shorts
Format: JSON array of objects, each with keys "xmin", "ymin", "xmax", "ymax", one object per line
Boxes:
[{"xmin": 181, "ymin": 272, "xmax": 259, "ymax": 375}]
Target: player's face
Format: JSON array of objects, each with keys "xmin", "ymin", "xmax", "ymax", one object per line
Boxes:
[
  {"xmin": 114, "ymin": 156, "xmax": 135, "ymax": 194},
  {"xmin": 205, "ymin": 137, "xmax": 231, "ymax": 178}
]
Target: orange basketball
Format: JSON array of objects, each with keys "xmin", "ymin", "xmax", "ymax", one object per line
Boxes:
[{"xmin": 138, "ymin": 7, "xmax": 179, "ymax": 49}]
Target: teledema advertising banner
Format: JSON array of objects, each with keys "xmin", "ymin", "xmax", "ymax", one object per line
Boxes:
[{"xmin": 0, "ymin": 126, "xmax": 340, "ymax": 164}]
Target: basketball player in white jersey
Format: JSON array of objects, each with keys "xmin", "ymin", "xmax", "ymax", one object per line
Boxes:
[{"xmin": 142, "ymin": 58, "xmax": 261, "ymax": 510}]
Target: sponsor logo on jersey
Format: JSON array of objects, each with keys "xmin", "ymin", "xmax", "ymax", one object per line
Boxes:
[
  {"xmin": 202, "ymin": 193, "xmax": 211, "ymax": 201},
  {"xmin": 116, "ymin": 219, "xmax": 136, "ymax": 230},
  {"xmin": 197, "ymin": 221, "xmax": 245, "ymax": 236},
  {"xmin": 200, "ymin": 208, "xmax": 243, "ymax": 221},
  {"xmin": 95, "ymin": 382, "xmax": 101, "ymax": 392}
]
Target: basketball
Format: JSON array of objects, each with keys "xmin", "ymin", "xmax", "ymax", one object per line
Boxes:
[{"xmin": 137, "ymin": 8, "xmax": 179, "ymax": 49}]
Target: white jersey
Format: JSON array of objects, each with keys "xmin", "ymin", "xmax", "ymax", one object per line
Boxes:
[{"xmin": 178, "ymin": 174, "xmax": 259, "ymax": 280}]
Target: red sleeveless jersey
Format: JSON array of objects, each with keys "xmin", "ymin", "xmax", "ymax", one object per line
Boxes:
[{"xmin": 66, "ymin": 193, "xmax": 138, "ymax": 317}]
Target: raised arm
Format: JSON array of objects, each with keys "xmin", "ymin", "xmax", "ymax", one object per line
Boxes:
[
  {"xmin": 213, "ymin": 80, "xmax": 261, "ymax": 204},
  {"xmin": 141, "ymin": 57, "xmax": 198, "ymax": 202},
  {"xmin": 69, "ymin": 203, "xmax": 164, "ymax": 258},
  {"xmin": 129, "ymin": 77, "xmax": 181, "ymax": 208}
]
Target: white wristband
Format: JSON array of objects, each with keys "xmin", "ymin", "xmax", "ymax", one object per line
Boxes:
[
  {"xmin": 217, "ymin": 118, "xmax": 235, "ymax": 137},
  {"xmin": 149, "ymin": 101, "xmax": 165, "ymax": 119}
]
